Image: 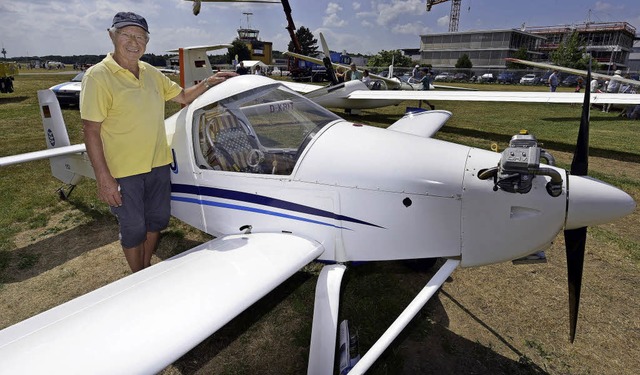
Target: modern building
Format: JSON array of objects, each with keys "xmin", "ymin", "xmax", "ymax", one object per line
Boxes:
[
  {"xmin": 525, "ymin": 22, "xmax": 636, "ymax": 72},
  {"xmin": 418, "ymin": 22, "xmax": 638, "ymax": 73},
  {"xmin": 419, "ymin": 29, "xmax": 545, "ymax": 70},
  {"xmin": 628, "ymin": 39, "xmax": 640, "ymax": 72}
]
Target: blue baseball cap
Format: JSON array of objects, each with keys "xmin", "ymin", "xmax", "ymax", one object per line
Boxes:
[{"xmin": 112, "ymin": 12, "xmax": 149, "ymax": 33}]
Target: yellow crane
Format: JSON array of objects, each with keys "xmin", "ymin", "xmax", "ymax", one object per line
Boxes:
[{"xmin": 426, "ymin": 0, "xmax": 462, "ymax": 32}]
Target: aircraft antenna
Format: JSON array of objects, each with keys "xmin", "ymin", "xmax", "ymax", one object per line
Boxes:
[{"xmin": 243, "ymin": 12, "xmax": 253, "ymax": 29}]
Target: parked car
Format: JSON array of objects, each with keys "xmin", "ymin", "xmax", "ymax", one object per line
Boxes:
[
  {"xmin": 519, "ymin": 73, "xmax": 540, "ymax": 85},
  {"xmin": 434, "ymin": 72, "xmax": 454, "ymax": 82},
  {"xmin": 478, "ymin": 73, "xmax": 495, "ymax": 83},
  {"xmin": 50, "ymin": 71, "xmax": 84, "ymax": 107},
  {"xmin": 497, "ymin": 72, "xmax": 517, "ymax": 84},
  {"xmin": 452, "ymin": 72, "xmax": 469, "ymax": 82}
]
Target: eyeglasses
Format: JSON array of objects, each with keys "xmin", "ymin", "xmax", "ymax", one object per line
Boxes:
[{"xmin": 115, "ymin": 30, "xmax": 148, "ymax": 44}]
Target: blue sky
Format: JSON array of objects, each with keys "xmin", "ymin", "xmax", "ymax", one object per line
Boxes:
[{"xmin": 1, "ymin": 0, "xmax": 639, "ymax": 58}]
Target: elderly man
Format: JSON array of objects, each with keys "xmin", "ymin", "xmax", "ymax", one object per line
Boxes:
[{"xmin": 80, "ymin": 12, "xmax": 236, "ymax": 272}]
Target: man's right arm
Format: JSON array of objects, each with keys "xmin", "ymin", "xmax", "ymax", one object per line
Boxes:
[{"xmin": 83, "ymin": 120, "xmax": 122, "ymax": 207}]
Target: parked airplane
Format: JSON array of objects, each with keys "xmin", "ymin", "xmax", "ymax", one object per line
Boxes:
[
  {"xmin": 0, "ymin": 58, "xmax": 635, "ymax": 373},
  {"xmin": 280, "ymin": 35, "xmax": 640, "ymax": 113}
]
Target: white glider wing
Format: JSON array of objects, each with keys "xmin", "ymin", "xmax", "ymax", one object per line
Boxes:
[
  {"xmin": 0, "ymin": 144, "xmax": 86, "ymax": 167},
  {"xmin": 280, "ymin": 80, "xmax": 324, "ymax": 94},
  {"xmin": 506, "ymin": 58, "xmax": 640, "ymax": 87},
  {"xmin": 347, "ymin": 90, "xmax": 640, "ymax": 104},
  {"xmin": 0, "ymin": 233, "xmax": 324, "ymax": 374}
]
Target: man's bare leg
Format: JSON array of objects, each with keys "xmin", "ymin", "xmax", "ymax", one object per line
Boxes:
[
  {"xmin": 142, "ymin": 231, "xmax": 160, "ymax": 269},
  {"xmin": 122, "ymin": 232, "xmax": 160, "ymax": 272},
  {"xmin": 123, "ymin": 244, "xmax": 144, "ymax": 273}
]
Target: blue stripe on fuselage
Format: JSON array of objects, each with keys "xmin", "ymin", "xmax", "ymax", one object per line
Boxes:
[{"xmin": 171, "ymin": 183, "xmax": 383, "ymax": 229}]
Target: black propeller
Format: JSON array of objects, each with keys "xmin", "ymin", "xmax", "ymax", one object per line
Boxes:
[
  {"xmin": 319, "ymin": 33, "xmax": 339, "ymax": 86},
  {"xmin": 563, "ymin": 58, "xmax": 591, "ymax": 343}
]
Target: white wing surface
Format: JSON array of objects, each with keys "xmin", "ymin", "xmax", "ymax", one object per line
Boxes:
[
  {"xmin": 387, "ymin": 110, "xmax": 452, "ymax": 138},
  {"xmin": 280, "ymin": 80, "xmax": 325, "ymax": 94},
  {"xmin": 0, "ymin": 233, "xmax": 324, "ymax": 374},
  {"xmin": 347, "ymin": 90, "xmax": 640, "ymax": 104},
  {"xmin": 0, "ymin": 144, "xmax": 86, "ymax": 167},
  {"xmin": 506, "ymin": 58, "xmax": 640, "ymax": 87}
]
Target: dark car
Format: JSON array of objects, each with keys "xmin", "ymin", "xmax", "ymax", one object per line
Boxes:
[
  {"xmin": 50, "ymin": 71, "xmax": 84, "ymax": 107},
  {"xmin": 453, "ymin": 72, "xmax": 469, "ymax": 82},
  {"xmin": 497, "ymin": 72, "xmax": 517, "ymax": 84}
]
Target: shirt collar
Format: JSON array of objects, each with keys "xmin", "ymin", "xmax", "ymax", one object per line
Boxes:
[{"xmin": 103, "ymin": 53, "xmax": 146, "ymax": 74}]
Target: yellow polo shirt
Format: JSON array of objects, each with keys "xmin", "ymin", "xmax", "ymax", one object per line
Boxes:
[{"xmin": 80, "ymin": 53, "xmax": 182, "ymax": 178}]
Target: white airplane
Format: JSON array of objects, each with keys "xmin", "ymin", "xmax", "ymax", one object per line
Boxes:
[{"xmin": 0, "ymin": 49, "xmax": 636, "ymax": 374}]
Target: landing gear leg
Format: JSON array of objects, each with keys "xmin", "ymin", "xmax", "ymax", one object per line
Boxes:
[
  {"xmin": 307, "ymin": 264, "xmax": 347, "ymax": 375},
  {"xmin": 56, "ymin": 184, "xmax": 76, "ymax": 200}
]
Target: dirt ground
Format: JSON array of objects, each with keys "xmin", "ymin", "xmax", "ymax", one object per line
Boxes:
[{"xmin": 1, "ymin": 158, "xmax": 638, "ymax": 375}]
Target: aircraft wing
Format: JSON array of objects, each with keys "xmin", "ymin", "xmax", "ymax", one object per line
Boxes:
[
  {"xmin": 166, "ymin": 44, "xmax": 232, "ymax": 53},
  {"xmin": 347, "ymin": 90, "xmax": 640, "ymax": 104},
  {"xmin": 0, "ymin": 144, "xmax": 86, "ymax": 167},
  {"xmin": 506, "ymin": 58, "xmax": 640, "ymax": 87},
  {"xmin": 0, "ymin": 233, "xmax": 324, "ymax": 374},
  {"xmin": 432, "ymin": 83, "xmax": 477, "ymax": 91},
  {"xmin": 280, "ymin": 80, "xmax": 325, "ymax": 94}
]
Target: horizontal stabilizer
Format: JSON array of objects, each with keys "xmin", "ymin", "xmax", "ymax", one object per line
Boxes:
[
  {"xmin": 387, "ymin": 110, "xmax": 452, "ymax": 138},
  {"xmin": 0, "ymin": 144, "xmax": 86, "ymax": 167},
  {"xmin": 0, "ymin": 233, "xmax": 324, "ymax": 374}
]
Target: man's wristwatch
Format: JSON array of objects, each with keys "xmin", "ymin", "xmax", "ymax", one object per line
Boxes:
[{"xmin": 203, "ymin": 77, "xmax": 212, "ymax": 89}]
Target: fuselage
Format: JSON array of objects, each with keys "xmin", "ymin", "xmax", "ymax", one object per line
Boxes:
[{"xmin": 165, "ymin": 75, "xmax": 635, "ymax": 267}]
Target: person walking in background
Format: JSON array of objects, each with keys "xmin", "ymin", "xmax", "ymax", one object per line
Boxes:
[
  {"xmin": 81, "ymin": 12, "xmax": 236, "ymax": 273},
  {"xmin": 548, "ymin": 70, "xmax": 559, "ymax": 92},
  {"xmin": 419, "ymin": 68, "xmax": 435, "ymax": 110},
  {"xmin": 604, "ymin": 69, "xmax": 623, "ymax": 112}
]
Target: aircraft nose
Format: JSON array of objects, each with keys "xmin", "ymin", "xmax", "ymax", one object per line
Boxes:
[{"xmin": 566, "ymin": 175, "xmax": 636, "ymax": 230}]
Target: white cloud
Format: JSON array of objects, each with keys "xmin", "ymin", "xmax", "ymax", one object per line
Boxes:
[
  {"xmin": 375, "ymin": 0, "xmax": 423, "ymax": 27},
  {"xmin": 326, "ymin": 2, "xmax": 343, "ymax": 15},
  {"xmin": 392, "ymin": 22, "xmax": 430, "ymax": 36},
  {"xmin": 361, "ymin": 19, "xmax": 373, "ymax": 28},
  {"xmin": 353, "ymin": 2, "xmax": 361, "ymax": 11},
  {"xmin": 437, "ymin": 15, "xmax": 449, "ymax": 28},
  {"xmin": 323, "ymin": 13, "xmax": 347, "ymax": 27},
  {"xmin": 594, "ymin": 1, "xmax": 613, "ymax": 11},
  {"xmin": 323, "ymin": 2, "xmax": 347, "ymax": 27}
]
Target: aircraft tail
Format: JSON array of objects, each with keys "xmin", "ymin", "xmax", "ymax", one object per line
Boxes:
[
  {"xmin": 167, "ymin": 44, "xmax": 232, "ymax": 89},
  {"xmin": 37, "ymin": 89, "xmax": 93, "ymax": 186}
]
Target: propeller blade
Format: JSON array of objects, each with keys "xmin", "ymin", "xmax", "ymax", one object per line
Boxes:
[
  {"xmin": 319, "ymin": 33, "xmax": 338, "ymax": 85},
  {"xmin": 193, "ymin": 0, "xmax": 201, "ymax": 16},
  {"xmin": 563, "ymin": 58, "xmax": 592, "ymax": 343}
]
